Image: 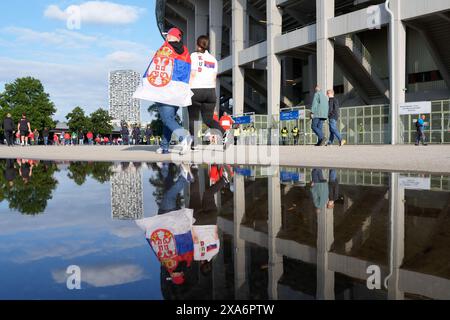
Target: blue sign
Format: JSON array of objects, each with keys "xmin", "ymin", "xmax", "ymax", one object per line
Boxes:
[
  {"xmin": 280, "ymin": 171, "xmax": 300, "ymax": 182},
  {"xmin": 235, "ymin": 168, "xmax": 253, "ymax": 177},
  {"xmin": 233, "ymin": 115, "xmax": 252, "ymax": 125},
  {"xmin": 280, "ymin": 110, "xmax": 300, "ymax": 121}
]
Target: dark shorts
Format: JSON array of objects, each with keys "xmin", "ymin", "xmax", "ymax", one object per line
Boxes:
[{"xmin": 20, "ymin": 130, "xmax": 28, "ymax": 137}]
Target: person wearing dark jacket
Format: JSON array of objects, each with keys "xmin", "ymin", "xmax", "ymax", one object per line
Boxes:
[
  {"xmin": 132, "ymin": 126, "xmax": 141, "ymax": 145},
  {"xmin": 326, "ymin": 90, "xmax": 346, "ymax": 146},
  {"xmin": 42, "ymin": 128, "xmax": 49, "ymax": 145},
  {"xmin": 145, "ymin": 127, "xmax": 153, "ymax": 145},
  {"xmin": 120, "ymin": 125, "xmax": 129, "ymax": 145},
  {"xmin": 3, "ymin": 113, "xmax": 15, "ymax": 146}
]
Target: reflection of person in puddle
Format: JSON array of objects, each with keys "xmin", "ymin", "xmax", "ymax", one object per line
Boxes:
[
  {"xmin": 310, "ymin": 168, "xmax": 328, "ymax": 212},
  {"xmin": 327, "ymin": 169, "xmax": 339, "ymax": 209},
  {"xmin": 17, "ymin": 159, "xmax": 35, "ymax": 184},
  {"xmin": 153, "ymin": 163, "xmax": 195, "ymax": 292},
  {"xmin": 4, "ymin": 159, "xmax": 17, "ymax": 188},
  {"xmin": 158, "ymin": 163, "xmax": 192, "ymax": 215}
]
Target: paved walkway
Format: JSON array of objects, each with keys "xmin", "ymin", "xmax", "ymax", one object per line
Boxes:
[{"xmin": 1, "ymin": 144, "xmax": 449, "ymax": 173}]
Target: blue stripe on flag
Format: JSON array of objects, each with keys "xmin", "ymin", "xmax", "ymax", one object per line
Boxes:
[
  {"xmin": 172, "ymin": 59, "xmax": 191, "ymax": 84},
  {"xmin": 174, "ymin": 231, "xmax": 194, "ymax": 255}
]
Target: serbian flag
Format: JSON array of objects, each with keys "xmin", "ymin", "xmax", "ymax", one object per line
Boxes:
[{"xmin": 133, "ymin": 42, "xmax": 194, "ymax": 107}]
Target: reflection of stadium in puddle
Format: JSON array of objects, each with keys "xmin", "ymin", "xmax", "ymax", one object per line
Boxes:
[{"xmin": 0, "ymin": 159, "xmax": 449, "ymax": 300}]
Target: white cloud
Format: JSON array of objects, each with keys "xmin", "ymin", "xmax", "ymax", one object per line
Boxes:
[
  {"xmin": 3, "ymin": 27, "xmax": 97, "ymax": 49},
  {"xmin": 107, "ymin": 51, "xmax": 141, "ymax": 64},
  {"xmin": 44, "ymin": 1, "xmax": 146, "ymax": 26},
  {"xmin": 52, "ymin": 264, "xmax": 147, "ymax": 287}
]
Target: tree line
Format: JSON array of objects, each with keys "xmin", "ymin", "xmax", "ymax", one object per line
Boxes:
[{"xmin": 0, "ymin": 77, "xmax": 113, "ymax": 135}]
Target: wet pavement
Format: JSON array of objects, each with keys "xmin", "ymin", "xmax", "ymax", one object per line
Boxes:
[{"xmin": 0, "ymin": 159, "xmax": 449, "ymax": 300}]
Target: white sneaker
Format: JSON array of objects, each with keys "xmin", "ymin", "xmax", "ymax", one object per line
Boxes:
[{"xmin": 179, "ymin": 136, "xmax": 193, "ymax": 155}]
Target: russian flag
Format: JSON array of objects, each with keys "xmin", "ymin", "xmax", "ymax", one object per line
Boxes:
[{"xmin": 133, "ymin": 42, "xmax": 194, "ymax": 107}]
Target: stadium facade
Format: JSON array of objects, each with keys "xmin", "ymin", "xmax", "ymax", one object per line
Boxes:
[{"xmin": 156, "ymin": 0, "xmax": 450, "ymax": 144}]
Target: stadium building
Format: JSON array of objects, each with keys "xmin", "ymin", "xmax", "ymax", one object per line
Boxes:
[{"xmin": 156, "ymin": 0, "xmax": 450, "ymax": 144}]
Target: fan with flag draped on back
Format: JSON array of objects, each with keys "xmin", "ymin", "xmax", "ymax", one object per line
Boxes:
[{"xmin": 133, "ymin": 30, "xmax": 194, "ymax": 107}]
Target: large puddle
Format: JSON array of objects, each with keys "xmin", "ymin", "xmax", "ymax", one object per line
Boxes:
[{"xmin": 0, "ymin": 159, "xmax": 449, "ymax": 300}]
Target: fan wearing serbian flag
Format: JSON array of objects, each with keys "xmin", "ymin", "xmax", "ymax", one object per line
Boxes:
[{"xmin": 133, "ymin": 27, "xmax": 193, "ymax": 155}]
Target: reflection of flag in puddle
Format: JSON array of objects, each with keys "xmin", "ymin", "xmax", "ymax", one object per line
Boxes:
[{"xmin": 137, "ymin": 209, "xmax": 194, "ymax": 272}]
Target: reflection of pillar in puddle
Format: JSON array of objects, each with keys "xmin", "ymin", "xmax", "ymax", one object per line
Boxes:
[
  {"xmin": 234, "ymin": 174, "xmax": 247, "ymax": 299},
  {"xmin": 213, "ymin": 229, "xmax": 227, "ymax": 299},
  {"xmin": 268, "ymin": 170, "xmax": 283, "ymax": 300},
  {"xmin": 387, "ymin": 173, "xmax": 405, "ymax": 300},
  {"xmin": 317, "ymin": 186, "xmax": 335, "ymax": 299}
]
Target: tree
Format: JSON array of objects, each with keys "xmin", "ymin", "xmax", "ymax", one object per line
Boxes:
[
  {"xmin": 0, "ymin": 77, "xmax": 56, "ymax": 131},
  {"xmin": 148, "ymin": 107, "xmax": 163, "ymax": 137},
  {"xmin": 66, "ymin": 107, "xmax": 89, "ymax": 133},
  {"xmin": 89, "ymin": 108, "xmax": 113, "ymax": 135}
]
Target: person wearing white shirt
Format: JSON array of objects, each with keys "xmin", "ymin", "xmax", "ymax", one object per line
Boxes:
[{"xmin": 189, "ymin": 35, "xmax": 232, "ymax": 150}]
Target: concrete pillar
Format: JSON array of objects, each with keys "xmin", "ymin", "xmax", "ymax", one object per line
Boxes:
[
  {"xmin": 308, "ymin": 54, "xmax": 317, "ymax": 104},
  {"xmin": 232, "ymin": 0, "xmax": 246, "ymax": 115},
  {"xmin": 210, "ymin": 0, "xmax": 223, "ymax": 113},
  {"xmin": 387, "ymin": 173, "xmax": 405, "ymax": 300},
  {"xmin": 195, "ymin": 0, "xmax": 209, "ymax": 38},
  {"xmin": 187, "ymin": 20, "xmax": 196, "ymax": 54},
  {"xmin": 388, "ymin": 0, "xmax": 407, "ymax": 144},
  {"xmin": 267, "ymin": 0, "xmax": 283, "ymax": 122},
  {"xmin": 234, "ymin": 174, "xmax": 247, "ymax": 299},
  {"xmin": 316, "ymin": 0, "xmax": 334, "ymax": 92},
  {"xmin": 268, "ymin": 170, "xmax": 283, "ymax": 299}
]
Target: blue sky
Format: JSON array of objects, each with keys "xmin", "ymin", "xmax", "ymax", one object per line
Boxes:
[{"xmin": 0, "ymin": 0, "xmax": 162, "ymax": 121}]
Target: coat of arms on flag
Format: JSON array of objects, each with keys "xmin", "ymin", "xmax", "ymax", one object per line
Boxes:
[{"xmin": 133, "ymin": 42, "xmax": 194, "ymax": 107}]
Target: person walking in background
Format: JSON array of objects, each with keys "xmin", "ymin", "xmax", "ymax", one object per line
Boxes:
[
  {"xmin": 15, "ymin": 131, "xmax": 20, "ymax": 145},
  {"xmin": 64, "ymin": 132, "xmax": 71, "ymax": 146},
  {"xmin": 145, "ymin": 126, "xmax": 153, "ymax": 145},
  {"xmin": 120, "ymin": 124, "xmax": 129, "ymax": 145},
  {"xmin": 79, "ymin": 131, "xmax": 84, "ymax": 145},
  {"xmin": 3, "ymin": 113, "xmax": 15, "ymax": 146},
  {"xmin": 17, "ymin": 113, "xmax": 31, "ymax": 146},
  {"xmin": 53, "ymin": 133, "xmax": 59, "ymax": 145},
  {"xmin": 33, "ymin": 128, "xmax": 39, "ymax": 145},
  {"xmin": 132, "ymin": 125, "xmax": 141, "ymax": 145},
  {"xmin": 60, "ymin": 131, "xmax": 66, "ymax": 145},
  {"xmin": 311, "ymin": 85, "xmax": 329, "ymax": 146},
  {"xmin": 28, "ymin": 130, "xmax": 35, "ymax": 146},
  {"xmin": 219, "ymin": 112, "xmax": 234, "ymax": 132},
  {"xmin": 415, "ymin": 114, "xmax": 428, "ymax": 146},
  {"xmin": 71, "ymin": 131, "xmax": 78, "ymax": 145},
  {"xmin": 326, "ymin": 89, "xmax": 346, "ymax": 147},
  {"xmin": 188, "ymin": 35, "xmax": 231, "ymax": 150},
  {"xmin": 86, "ymin": 130, "xmax": 94, "ymax": 145},
  {"xmin": 43, "ymin": 127, "xmax": 49, "ymax": 146},
  {"xmin": 133, "ymin": 27, "xmax": 193, "ymax": 155}
]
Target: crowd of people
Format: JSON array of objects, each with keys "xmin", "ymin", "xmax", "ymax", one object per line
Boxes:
[{"xmin": 0, "ymin": 114, "xmax": 165, "ymax": 146}]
